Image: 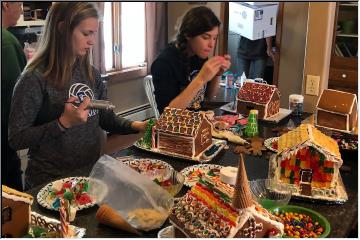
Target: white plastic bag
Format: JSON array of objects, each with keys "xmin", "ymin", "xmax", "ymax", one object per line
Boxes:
[{"xmin": 88, "ymin": 155, "xmax": 173, "ymax": 231}]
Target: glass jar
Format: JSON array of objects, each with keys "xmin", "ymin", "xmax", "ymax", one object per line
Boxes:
[{"xmin": 289, "ymin": 94, "xmax": 304, "ymax": 116}]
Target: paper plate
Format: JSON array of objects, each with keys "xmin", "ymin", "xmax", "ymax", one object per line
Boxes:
[
  {"xmin": 268, "ymin": 205, "xmax": 331, "ymax": 238},
  {"xmin": 264, "ymin": 137, "xmax": 279, "ymax": 152},
  {"xmin": 157, "ymin": 225, "xmax": 175, "ymax": 238},
  {"xmin": 180, "ymin": 164, "xmax": 223, "ymax": 187},
  {"xmin": 123, "ymin": 158, "xmax": 174, "ymax": 181},
  {"xmin": 37, "ymin": 176, "xmax": 95, "ymax": 211}
]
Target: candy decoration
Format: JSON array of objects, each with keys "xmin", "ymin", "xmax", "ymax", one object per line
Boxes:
[
  {"xmin": 59, "ymin": 198, "xmax": 70, "ymax": 238},
  {"xmin": 244, "ymin": 110, "xmax": 259, "ymax": 137},
  {"xmin": 274, "ymin": 210, "xmax": 325, "ymax": 238},
  {"xmin": 52, "ymin": 197, "xmax": 60, "ymax": 210}
]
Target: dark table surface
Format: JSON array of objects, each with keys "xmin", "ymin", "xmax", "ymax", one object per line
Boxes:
[{"xmin": 27, "ymin": 105, "xmax": 358, "ymax": 238}]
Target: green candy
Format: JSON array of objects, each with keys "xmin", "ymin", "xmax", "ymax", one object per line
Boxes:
[
  {"xmin": 32, "ymin": 226, "xmax": 45, "ymax": 238},
  {"xmin": 83, "ymin": 182, "xmax": 89, "ymax": 192},
  {"xmin": 63, "ymin": 190, "xmax": 74, "ymax": 201}
]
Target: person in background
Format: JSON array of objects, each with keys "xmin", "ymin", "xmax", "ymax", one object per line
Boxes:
[
  {"xmin": 8, "ymin": 2, "xmax": 147, "ymax": 190},
  {"xmin": 237, "ymin": 36, "xmax": 275, "ymax": 79},
  {"xmin": 2, "ymin": 1, "xmax": 26, "ymax": 191},
  {"xmin": 151, "ymin": 6, "xmax": 231, "ymax": 114}
]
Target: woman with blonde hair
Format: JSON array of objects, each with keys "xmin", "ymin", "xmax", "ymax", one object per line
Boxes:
[{"xmin": 9, "ymin": 2, "xmax": 147, "ymax": 189}]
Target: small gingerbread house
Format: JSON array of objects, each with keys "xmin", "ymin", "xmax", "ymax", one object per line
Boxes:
[
  {"xmin": 2, "ymin": 185, "xmax": 33, "ymax": 237},
  {"xmin": 237, "ymin": 82, "xmax": 280, "ymax": 119},
  {"xmin": 152, "ymin": 107, "xmax": 212, "ymax": 157},
  {"xmin": 273, "ymin": 124, "xmax": 347, "ymax": 201},
  {"xmin": 316, "ymin": 89, "xmax": 358, "ymax": 132},
  {"xmin": 169, "ymin": 155, "xmax": 284, "ymax": 238}
]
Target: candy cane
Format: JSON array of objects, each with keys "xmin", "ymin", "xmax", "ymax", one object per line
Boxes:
[{"xmin": 59, "ymin": 198, "xmax": 69, "ymax": 238}]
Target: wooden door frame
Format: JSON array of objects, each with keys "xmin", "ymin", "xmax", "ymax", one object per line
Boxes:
[{"xmin": 219, "ymin": 2, "xmax": 284, "ymax": 86}]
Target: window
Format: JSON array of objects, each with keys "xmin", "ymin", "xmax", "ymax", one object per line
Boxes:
[
  {"xmin": 103, "ymin": 2, "xmax": 147, "ymax": 79},
  {"xmin": 2, "ymin": 206, "xmax": 12, "ymax": 223}
]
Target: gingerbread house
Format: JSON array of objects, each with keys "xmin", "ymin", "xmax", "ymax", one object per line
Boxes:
[
  {"xmin": 169, "ymin": 155, "xmax": 284, "ymax": 238},
  {"xmin": 152, "ymin": 107, "xmax": 212, "ymax": 157},
  {"xmin": 2, "ymin": 185, "xmax": 34, "ymax": 237},
  {"xmin": 272, "ymin": 124, "xmax": 347, "ymax": 202},
  {"xmin": 237, "ymin": 82, "xmax": 281, "ymax": 119},
  {"xmin": 316, "ymin": 89, "xmax": 358, "ymax": 132}
]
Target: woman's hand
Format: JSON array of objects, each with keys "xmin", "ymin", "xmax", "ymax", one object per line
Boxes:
[
  {"xmin": 131, "ymin": 120, "xmax": 148, "ymax": 133},
  {"xmin": 216, "ymin": 54, "xmax": 231, "ymax": 77},
  {"xmin": 197, "ymin": 56, "xmax": 225, "ymax": 84},
  {"xmin": 58, "ymin": 96, "xmax": 90, "ymax": 129}
]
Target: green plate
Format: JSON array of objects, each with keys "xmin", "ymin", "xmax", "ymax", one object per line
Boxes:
[{"xmin": 268, "ymin": 205, "xmax": 331, "ymax": 238}]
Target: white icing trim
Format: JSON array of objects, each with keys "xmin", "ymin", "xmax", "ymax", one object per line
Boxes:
[
  {"xmin": 317, "ymin": 108, "xmax": 347, "ymax": 116},
  {"xmin": 249, "ymin": 207, "xmax": 284, "ymax": 235},
  {"xmin": 317, "ymin": 89, "xmax": 357, "ymax": 114},
  {"xmin": 238, "ymin": 99, "xmax": 266, "ymax": 106},
  {"xmin": 315, "ymin": 124, "xmax": 354, "ymax": 134},
  {"xmin": 3, "ymin": 191, "xmax": 33, "ymax": 205}
]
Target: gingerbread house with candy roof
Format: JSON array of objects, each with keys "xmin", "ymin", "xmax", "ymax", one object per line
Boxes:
[
  {"xmin": 169, "ymin": 155, "xmax": 284, "ymax": 238},
  {"xmin": 237, "ymin": 82, "xmax": 280, "ymax": 119},
  {"xmin": 152, "ymin": 107, "xmax": 212, "ymax": 157},
  {"xmin": 270, "ymin": 124, "xmax": 348, "ymax": 202}
]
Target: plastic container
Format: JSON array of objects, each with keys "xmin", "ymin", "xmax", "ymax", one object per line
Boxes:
[
  {"xmin": 226, "ymin": 74, "xmax": 234, "ymax": 88},
  {"xmin": 289, "ymin": 94, "xmax": 304, "ymax": 116}
]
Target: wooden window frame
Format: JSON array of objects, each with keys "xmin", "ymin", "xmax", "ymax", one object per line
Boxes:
[{"xmin": 105, "ymin": 2, "xmax": 147, "ymax": 83}]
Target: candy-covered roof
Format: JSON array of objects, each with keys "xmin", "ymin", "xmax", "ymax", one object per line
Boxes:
[
  {"xmin": 154, "ymin": 107, "xmax": 209, "ymax": 137},
  {"xmin": 317, "ymin": 89, "xmax": 357, "ymax": 114},
  {"xmin": 2, "ymin": 185, "xmax": 34, "ymax": 205},
  {"xmin": 237, "ymin": 82, "xmax": 280, "ymax": 105},
  {"xmin": 278, "ymin": 124, "xmax": 341, "ymax": 161}
]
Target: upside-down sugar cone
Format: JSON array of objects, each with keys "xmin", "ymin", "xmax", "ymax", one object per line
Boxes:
[
  {"xmin": 96, "ymin": 204, "xmax": 140, "ymax": 235},
  {"xmin": 232, "ymin": 154, "xmax": 254, "ymax": 209}
]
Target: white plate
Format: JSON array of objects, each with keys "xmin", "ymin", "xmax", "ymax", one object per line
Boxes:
[
  {"xmin": 220, "ymin": 105, "xmax": 292, "ymax": 123},
  {"xmin": 264, "ymin": 137, "xmax": 279, "ymax": 152},
  {"xmin": 123, "ymin": 158, "xmax": 174, "ymax": 181},
  {"xmin": 134, "ymin": 138, "xmax": 227, "ymax": 163},
  {"xmin": 37, "ymin": 176, "xmax": 95, "ymax": 211},
  {"xmin": 220, "ymin": 102, "xmax": 238, "ymax": 114},
  {"xmin": 263, "ymin": 108, "xmax": 292, "ymax": 123},
  {"xmin": 180, "ymin": 164, "xmax": 223, "ymax": 187},
  {"xmin": 158, "ymin": 225, "xmax": 175, "ymax": 238},
  {"xmin": 30, "ymin": 211, "xmax": 86, "ymax": 237}
]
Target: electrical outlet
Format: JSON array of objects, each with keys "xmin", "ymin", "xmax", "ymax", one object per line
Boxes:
[{"xmin": 306, "ymin": 75, "xmax": 320, "ymax": 96}]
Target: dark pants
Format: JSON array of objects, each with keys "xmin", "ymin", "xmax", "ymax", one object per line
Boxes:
[
  {"xmin": 237, "ymin": 57, "xmax": 267, "ymax": 79},
  {"xmin": 2, "ymin": 141, "xmax": 23, "ymax": 191}
]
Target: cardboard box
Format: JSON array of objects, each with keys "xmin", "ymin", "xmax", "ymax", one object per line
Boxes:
[
  {"xmin": 229, "ymin": 2, "xmax": 278, "ymax": 40},
  {"xmin": 245, "ymin": 2, "xmax": 278, "ymax": 6}
]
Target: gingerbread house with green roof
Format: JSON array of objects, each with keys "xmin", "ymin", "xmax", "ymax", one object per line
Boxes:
[{"xmin": 270, "ymin": 124, "xmax": 348, "ymax": 202}]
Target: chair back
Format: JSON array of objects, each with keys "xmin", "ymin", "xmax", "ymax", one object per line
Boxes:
[{"xmin": 144, "ymin": 75, "xmax": 160, "ymax": 119}]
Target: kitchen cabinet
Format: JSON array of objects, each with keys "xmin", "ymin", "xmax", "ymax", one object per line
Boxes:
[
  {"xmin": 329, "ymin": 2, "xmax": 358, "ymax": 94},
  {"xmin": 16, "ymin": 2, "xmax": 52, "ymax": 27}
]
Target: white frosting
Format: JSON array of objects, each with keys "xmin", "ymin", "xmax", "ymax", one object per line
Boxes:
[
  {"xmin": 220, "ymin": 167, "xmax": 238, "ymax": 185},
  {"xmin": 3, "ymin": 191, "xmax": 33, "ymax": 205}
]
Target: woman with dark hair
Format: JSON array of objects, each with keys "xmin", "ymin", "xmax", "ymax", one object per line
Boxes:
[
  {"xmin": 8, "ymin": 2, "xmax": 147, "ymax": 189},
  {"xmin": 151, "ymin": 6, "xmax": 231, "ymax": 113}
]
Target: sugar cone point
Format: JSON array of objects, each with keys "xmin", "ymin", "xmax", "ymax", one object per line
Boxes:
[
  {"xmin": 232, "ymin": 154, "xmax": 254, "ymax": 209},
  {"xmin": 96, "ymin": 204, "xmax": 140, "ymax": 235}
]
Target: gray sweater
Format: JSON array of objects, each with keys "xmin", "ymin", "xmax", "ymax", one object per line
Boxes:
[{"xmin": 8, "ymin": 64, "xmax": 137, "ymax": 189}]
